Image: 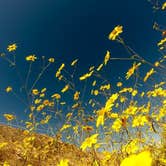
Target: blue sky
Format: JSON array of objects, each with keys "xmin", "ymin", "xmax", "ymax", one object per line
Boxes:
[{"xmin": 0, "ymin": 0, "xmax": 165, "ymax": 125}]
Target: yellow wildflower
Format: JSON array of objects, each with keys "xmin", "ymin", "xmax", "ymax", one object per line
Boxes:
[
  {"xmin": 56, "ymin": 63, "xmax": 65, "ymax": 78},
  {"xmin": 79, "ymin": 70, "xmax": 94, "ymax": 80},
  {"xmin": 51, "ymin": 93, "xmax": 61, "ymax": 99},
  {"xmin": 100, "ymin": 84, "xmax": 111, "ymax": 91},
  {"xmin": 40, "ymin": 115, "xmax": 51, "ymax": 124},
  {"xmin": 96, "ymin": 108, "xmax": 105, "ymax": 127},
  {"xmin": 61, "ymin": 84, "xmax": 69, "ymax": 93},
  {"xmin": 3, "ymin": 161, "xmax": 10, "ymax": 166},
  {"xmin": 32, "ymin": 89, "xmax": 39, "ymax": 95},
  {"xmin": 143, "ymin": 68, "xmax": 155, "ymax": 82},
  {"xmin": 36, "ymin": 104, "xmax": 45, "ymax": 111},
  {"xmin": 162, "ymin": 2, "xmax": 166, "ymax": 10},
  {"xmin": 108, "ymin": 25, "xmax": 123, "ymax": 40},
  {"xmin": 117, "ymin": 82, "xmax": 122, "ymax": 87},
  {"xmin": 26, "ymin": 55, "xmax": 37, "ymax": 62},
  {"xmin": 34, "ymin": 98, "xmax": 42, "ymax": 104},
  {"xmin": 120, "ymin": 151, "xmax": 152, "ymax": 166},
  {"xmin": 104, "ymin": 50, "xmax": 110, "ymax": 65},
  {"xmin": 60, "ymin": 124, "xmax": 71, "ymax": 132},
  {"xmin": 41, "ymin": 88, "xmax": 47, "ymax": 93},
  {"xmin": 7, "ymin": 43, "xmax": 17, "ymax": 52},
  {"xmin": 92, "ymin": 80, "xmax": 97, "ymax": 86},
  {"xmin": 57, "ymin": 159, "xmax": 69, "ymax": 166},
  {"xmin": 112, "ymin": 118, "xmax": 122, "ymax": 132},
  {"xmin": 74, "ymin": 91, "xmax": 80, "ymax": 100},
  {"xmin": 105, "ymin": 93, "xmax": 119, "ymax": 112},
  {"xmin": 132, "ymin": 115, "xmax": 148, "ymax": 127},
  {"xmin": 97, "ymin": 63, "xmax": 103, "ymax": 71},
  {"xmin": 83, "ymin": 125, "xmax": 94, "ymax": 132},
  {"xmin": 5, "ymin": 86, "xmax": 12, "ymax": 93},
  {"xmin": 48, "ymin": 57, "xmax": 55, "ymax": 63},
  {"xmin": 80, "ymin": 134, "xmax": 99, "ymax": 151},
  {"xmin": 3, "ymin": 114, "xmax": 15, "ymax": 121},
  {"xmin": 126, "ymin": 62, "xmax": 141, "ymax": 80},
  {"xmin": 71, "ymin": 59, "xmax": 78, "ymax": 66},
  {"xmin": 93, "ymin": 90, "xmax": 99, "ymax": 96}
]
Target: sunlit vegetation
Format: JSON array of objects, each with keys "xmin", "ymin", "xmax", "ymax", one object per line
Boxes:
[{"xmin": 0, "ymin": 1, "xmax": 166, "ymax": 165}]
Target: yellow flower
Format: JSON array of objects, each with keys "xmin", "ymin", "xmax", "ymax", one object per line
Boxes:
[
  {"xmin": 117, "ymin": 82, "xmax": 122, "ymax": 87},
  {"xmin": 124, "ymin": 105, "xmax": 137, "ymax": 115},
  {"xmin": 41, "ymin": 88, "xmax": 47, "ymax": 93},
  {"xmin": 34, "ymin": 98, "xmax": 42, "ymax": 104},
  {"xmin": 51, "ymin": 93, "xmax": 61, "ymax": 100},
  {"xmin": 56, "ymin": 63, "xmax": 65, "ymax": 78},
  {"xmin": 162, "ymin": 2, "xmax": 166, "ymax": 10},
  {"xmin": 26, "ymin": 55, "xmax": 37, "ymax": 62},
  {"xmin": 3, "ymin": 161, "xmax": 10, "ymax": 166},
  {"xmin": 7, "ymin": 43, "xmax": 17, "ymax": 52},
  {"xmin": 143, "ymin": 68, "xmax": 155, "ymax": 82},
  {"xmin": 48, "ymin": 58, "xmax": 55, "ymax": 63},
  {"xmin": 57, "ymin": 159, "xmax": 69, "ymax": 166},
  {"xmin": 92, "ymin": 80, "xmax": 97, "ymax": 86},
  {"xmin": 126, "ymin": 62, "xmax": 141, "ymax": 80},
  {"xmin": 97, "ymin": 63, "xmax": 103, "ymax": 71},
  {"xmin": 32, "ymin": 89, "xmax": 39, "ymax": 95},
  {"xmin": 105, "ymin": 93, "xmax": 119, "ymax": 112},
  {"xmin": 36, "ymin": 104, "xmax": 45, "ymax": 111},
  {"xmin": 80, "ymin": 134, "xmax": 99, "ymax": 151},
  {"xmin": 43, "ymin": 99, "xmax": 49, "ymax": 106},
  {"xmin": 40, "ymin": 115, "xmax": 51, "ymax": 124},
  {"xmin": 120, "ymin": 151, "xmax": 152, "ymax": 166},
  {"xmin": 71, "ymin": 59, "xmax": 78, "ymax": 66},
  {"xmin": 82, "ymin": 125, "xmax": 94, "ymax": 132},
  {"xmin": 60, "ymin": 124, "xmax": 71, "ymax": 132},
  {"xmin": 104, "ymin": 50, "xmax": 110, "ymax": 65},
  {"xmin": 100, "ymin": 84, "xmax": 111, "ymax": 91},
  {"xmin": 93, "ymin": 90, "xmax": 99, "ymax": 96},
  {"xmin": 79, "ymin": 70, "xmax": 94, "ymax": 80},
  {"xmin": 5, "ymin": 86, "xmax": 12, "ymax": 93},
  {"xmin": 132, "ymin": 115, "xmax": 148, "ymax": 127},
  {"xmin": 74, "ymin": 91, "xmax": 80, "ymax": 100},
  {"xmin": 108, "ymin": 25, "xmax": 123, "ymax": 40},
  {"xmin": 61, "ymin": 84, "xmax": 69, "ymax": 93},
  {"xmin": 96, "ymin": 108, "xmax": 105, "ymax": 127},
  {"xmin": 112, "ymin": 118, "xmax": 122, "ymax": 132},
  {"xmin": 3, "ymin": 114, "xmax": 15, "ymax": 121}
]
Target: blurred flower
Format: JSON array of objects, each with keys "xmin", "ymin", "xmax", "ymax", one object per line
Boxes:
[
  {"xmin": 108, "ymin": 25, "xmax": 123, "ymax": 40},
  {"xmin": 126, "ymin": 62, "xmax": 141, "ymax": 80},
  {"xmin": 5, "ymin": 86, "xmax": 12, "ymax": 93},
  {"xmin": 51, "ymin": 93, "xmax": 61, "ymax": 100},
  {"xmin": 143, "ymin": 68, "xmax": 155, "ymax": 82},
  {"xmin": 80, "ymin": 134, "xmax": 99, "ymax": 151},
  {"xmin": 26, "ymin": 55, "xmax": 37, "ymax": 62},
  {"xmin": 57, "ymin": 159, "xmax": 69, "ymax": 166},
  {"xmin": 61, "ymin": 84, "xmax": 69, "ymax": 93},
  {"xmin": 48, "ymin": 58, "xmax": 55, "ymax": 63},
  {"xmin": 117, "ymin": 82, "xmax": 122, "ymax": 87},
  {"xmin": 7, "ymin": 43, "xmax": 17, "ymax": 52},
  {"xmin": 120, "ymin": 151, "xmax": 152, "ymax": 166},
  {"xmin": 162, "ymin": 2, "xmax": 166, "ymax": 10},
  {"xmin": 3, "ymin": 114, "xmax": 15, "ymax": 121},
  {"xmin": 74, "ymin": 91, "xmax": 80, "ymax": 100},
  {"xmin": 104, "ymin": 50, "xmax": 110, "ymax": 65},
  {"xmin": 32, "ymin": 89, "xmax": 39, "ymax": 95},
  {"xmin": 71, "ymin": 59, "xmax": 78, "ymax": 66}
]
